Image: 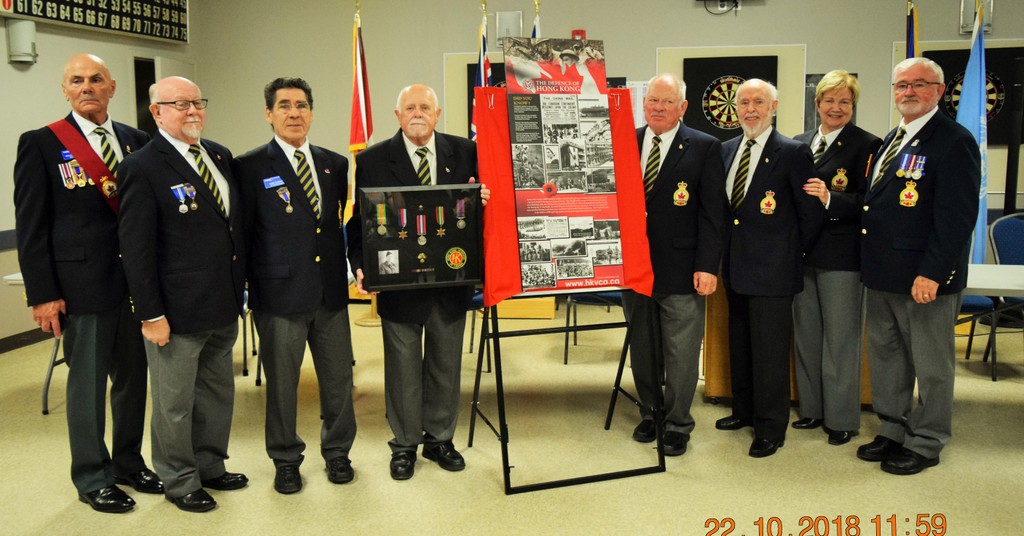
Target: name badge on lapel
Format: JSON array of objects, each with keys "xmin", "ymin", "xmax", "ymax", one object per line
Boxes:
[{"xmin": 263, "ymin": 176, "xmax": 285, "ymax": 189}]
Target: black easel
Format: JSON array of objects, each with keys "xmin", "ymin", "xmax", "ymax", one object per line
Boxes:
[{"xmin": 467, "ymin": 296, "xmax": 666, "ymax": 494}]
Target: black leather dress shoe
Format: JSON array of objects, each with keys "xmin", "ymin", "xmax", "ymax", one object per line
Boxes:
[
  {"xmin": 881, "ymin": 449, "xmax": 939, "ymax": 475},
  {"xmin": 114, "ymin": 469, "xmax": 164, "ymax": 494},
  {"xmin": 792, "ymin": 417, "xmax": 824, "ymax": 430},
  {"xmin": 390, "ymin": 451, "xmax": 416, "ymax": 481},
  {"xmin": 715, "ymin": 415, "xmax": 752, "ymax": 431},
  {"xmin": 200, "ymin": 472, "xmax": 248, "ymax": 491},
  {"xmin": 827, "ymin": 429, "xmax": 858, "ymax": 446},
  {"xmin": 662, "ymin": 431, "xmax": 689, "ymax": 456},
  {"xmin": 274, "ymin": 465, "xmax": 302, "ymax": 494},
  {"xmin": 748, "ymin": 437, "xmax": 784, "ymax": 458},
  {"xmin": 327, "ymin": 456, "xmax": 354, "ymax": 484},
  {"xmin": 632, "ymin": 419, "xmax": 656, "ymax": 443},
  {"xmin": 167, "ymin": 489, "xmax": 216, "ymax": 513},
  {"xmin": 79, "ymin": 485, "xmax": 135, "ymax": 514},
  {"xmin": 856, "ymin": 435, "xmax": 903, "ymax": 462},
  {"xmin": 423, "ymin": 441, "xmax": 466, "ymax": 472}
]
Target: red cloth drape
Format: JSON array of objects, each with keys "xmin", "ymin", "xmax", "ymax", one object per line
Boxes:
[
  {"xmin": 476, "ymin": 87, "xmax": 522, "ymax": 307},
  {"xmin": 607, "ymin": 88, "xmax": 653, "ymax": 296}
]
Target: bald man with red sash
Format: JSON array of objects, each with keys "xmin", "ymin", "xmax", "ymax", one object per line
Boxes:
[{"xmin": 14, "ymin": 53, "xmax": 158, "ymax": 514}]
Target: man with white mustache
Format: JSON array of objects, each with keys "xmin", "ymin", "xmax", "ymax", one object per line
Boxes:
[
  {"xmin": 118, "ymin": 76, "xmax": 248, "ymax": 512},
  {"xmin": 714, "ymin": 79, "xmax": 824, "ymax": 458},
  {"xmin": 856, "ymin": 57, "xmax": 980, "ymax": 476}
]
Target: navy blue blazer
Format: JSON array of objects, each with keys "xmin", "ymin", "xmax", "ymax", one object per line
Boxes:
[
  {"xmin": 235, "ymin": 140, "xmax": 350, "ymax": 314},
  {"xmin": 118, "ymin": 133, "xmax": 245, "ymax": 334},
  {"xmin": 794, "ymin": 124, "xmax": 882, "ymax": 271},
  {"xmin": 637, "ymin": 124, "xmax": 729, "ymax": 295},
  {"xmin": 346, "ymin": 130, "xmax": 478, "ymax": 324},
  {"xmin": 861, "ymin": 111, "xmax": 980, "ymax": 295},
  {"xmin": 721, "ymin": 128, "xmax": 825, "ymax": 296},
  {"xmin": 14, "ymin": 114, "xmax": 149, "ymax": 314}
]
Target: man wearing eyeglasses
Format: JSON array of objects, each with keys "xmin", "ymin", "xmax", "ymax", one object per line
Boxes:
[
  {"xmin": 234, "ymin": 78, "xmax": 356, "ymax": 494},
  {"xmin": 14, "ymin": 53, "xmax": 159, "ymax": 514},
  {"xmin": 857, "ymin": 57, "xmax": 980, "ymax": 475},
  {"xmin": 118, "ymin": 76, "xmax": 247, "ymax": 512},
  {"xmin": 623, "ymin": 74, "xmax": 729, "ymax": 457}
]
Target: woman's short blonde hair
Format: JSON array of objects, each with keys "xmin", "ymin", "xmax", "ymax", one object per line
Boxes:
[{"xmin": 815, "ymin": 69, "xmax": 861, "ymax": 105}]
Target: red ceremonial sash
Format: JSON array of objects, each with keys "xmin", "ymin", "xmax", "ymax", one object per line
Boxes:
[{"xmin": 47, "ymin": 119, "xmax": 120, "ymax": 214}]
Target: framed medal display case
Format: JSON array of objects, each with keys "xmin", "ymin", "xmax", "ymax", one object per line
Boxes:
[{"xmin": 358, "ymin": 184, "xmax": 483, "ymax": 292}]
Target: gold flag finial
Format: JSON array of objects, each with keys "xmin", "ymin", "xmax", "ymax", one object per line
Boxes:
[{"xmin": 534, "ymin": 0, "xmax": 541, "ymax": 16}]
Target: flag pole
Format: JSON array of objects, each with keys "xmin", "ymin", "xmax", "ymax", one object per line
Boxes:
[{"xmin": 350, "ymin": 0, "xmax": 381, "ymax": 327}]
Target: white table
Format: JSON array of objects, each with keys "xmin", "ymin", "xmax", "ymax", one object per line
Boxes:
[{"xmin": 965, "ymin": 264, "xmax": 1024, "ymax": 297}]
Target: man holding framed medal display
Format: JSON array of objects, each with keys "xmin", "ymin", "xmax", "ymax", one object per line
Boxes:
[{"xmin": 346, "ymin": 84, "xmax": 489, "ymax": 481}]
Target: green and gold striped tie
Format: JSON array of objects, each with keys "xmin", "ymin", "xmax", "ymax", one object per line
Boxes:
[
  {"xmin": 188, "ymin": 144, "xmax": 226, "ymax": 215},
  {"xmin": 813, "ymin": 137, "xmax": 827, "ymax": 165},
  {"xmin": 730, "ymin": 138, "xmax": 756, "ymax": 211},
  {"xmin": 93, "ymin": 127, "xmax": 119, "ymax": 178},
  {"xmin": 871, "ymin": 127, "xmax": 906, "ymax": 189},
  {"xmin": 416, "ymin": 147, "xmax": 431, "ymax": 186},
  {"xmin": 294, "ymin": 150, "xmax": 321, "ymax": 221},
  {"xmin": 643, "ymin": 135, "xmax": 661, "ymax": 198}
]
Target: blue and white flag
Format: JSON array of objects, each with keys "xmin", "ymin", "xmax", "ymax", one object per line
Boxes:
[{"xmin": 957, "ymin": 1, "xmax": 988, "ymax": 263}]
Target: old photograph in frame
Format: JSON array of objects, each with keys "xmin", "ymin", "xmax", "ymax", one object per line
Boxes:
[{"xmin": 358, "ymin": 183, "xmax": 482, "ymax": 292}]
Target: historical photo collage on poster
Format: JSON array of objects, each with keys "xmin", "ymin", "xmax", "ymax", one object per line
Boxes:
[{"xmin": 504, "ymin": 37, "xmax": 622, "ymax": 292}]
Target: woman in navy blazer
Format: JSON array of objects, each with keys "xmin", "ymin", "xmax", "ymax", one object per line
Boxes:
[{"xmin": 792, "ymin": 71, "xmax": 881, "ymax": 445}]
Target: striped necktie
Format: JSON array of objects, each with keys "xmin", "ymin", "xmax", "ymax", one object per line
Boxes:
[
  {"xmin": 643, "ymin": 135, "xmax": 661, "ymax": 198},
  {"xmin": 813, "ymin": 137, "xmax": 827, "ymax": 165},
  {"xmin": 871, "ymin": 127, "xmax": 906, "ymax": 189},
  {"xmin": 730, "ymin": 139, "xmax": 756, "ymax": 211},
  {"xmin": 416, "ymin": 147, "xmax": 431, "ymax": 185},
  {"xmin": 294, "ymin": 150, "xmax": 321, "ymax": 221},
  {"xmin": 188, "ymin": 144, "xmax": 226, "ymax": 215},
  {"xmin": 93, "ymin": 127, "xmax": 119, "ymax": 178}
]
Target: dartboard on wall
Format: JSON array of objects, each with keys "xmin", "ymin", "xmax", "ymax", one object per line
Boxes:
[
  {"xmin": 702, "ymin": 75, "xmax": 744, "ymax": 129},
  {"xmin": 924, "ymin": 46, "xmax": 1023, "ymax": 145},
  {"xmin": 942, "ymin": 71, "xmax": 1006, "ymax": 121},
  {"xmin": 682, "ymin": 56, "xmax": 778, "ymax": 141}
]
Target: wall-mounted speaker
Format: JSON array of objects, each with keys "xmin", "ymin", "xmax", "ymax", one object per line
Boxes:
[{"xmin": 5, "ymin": 18, "xmax": 38, "ymax": 64}]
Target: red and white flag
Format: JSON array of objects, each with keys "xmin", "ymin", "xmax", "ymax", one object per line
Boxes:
[{"xmin": 349, "ymin": 13, "xmax": 373, "ymax": 154}]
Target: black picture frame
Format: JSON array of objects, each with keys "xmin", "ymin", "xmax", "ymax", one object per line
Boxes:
[{"xmin": 358, "ymin": 183, "xmax": 483, "ymax": 291}]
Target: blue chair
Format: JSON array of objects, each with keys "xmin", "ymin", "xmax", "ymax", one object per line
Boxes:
[
  {"xmin": 563, "ymin": 291, "xmax": 623, "ymax": 364},
  {"xmin": 957, "ymin": 294, "xmax": 995, "ymax": 360},
  {"xmin": 985, "ymin": 213, "xmax": 1024, "ymax": 380}
]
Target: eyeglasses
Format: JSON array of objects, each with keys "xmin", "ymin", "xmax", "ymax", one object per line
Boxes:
[
  {"xmin": 892, "ymin": 81, "xmax": 941, "ymax": 93},
  {"xmin": 155, "ymin": 99, "xmax": 209, "ymax": 111},
  {"xmin": 645, "ymin": 97, "xmax": 678, "ymax": 107},
  {"xmin": 274, "ymin": 101, "xmax": 311, "ymax": 113}
]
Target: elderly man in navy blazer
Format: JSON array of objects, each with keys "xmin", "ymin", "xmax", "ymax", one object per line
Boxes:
[
  {"xmin": 347, "ymin": 84, "xmax": 488, "ymax": 481},
  {"xmin": 856, "ymin": 57, "xmax": 980, "ymax": 475},
  {"xmin": 14, "ymin": 53, "xmax": 160, "ymax": 514},
  {"xmin": 714, "ymin": 79, "xmax": 824, "ymax": 458},
  {"xmin": 118, "ymin": 76, "xmax": 247, "ymax": 512},
  {"xmin": 235, "ymin": 77, "xmax": 356, "ymax": 494},
  {"xmin": 624, "ymin": 73, "xmax": 729, "ymax": 457}
]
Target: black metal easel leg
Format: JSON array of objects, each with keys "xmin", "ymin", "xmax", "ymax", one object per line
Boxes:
[
  {"xmin": 605, "ymin": 323, "xmax": 634, "ymax": 429},
  {"xmin": 468, "ymin": 306, "xmax": 491, "ymax": 448},
  {"xmin": 490, "ymin": 310, "xmax": 514, "ymax": 495}
]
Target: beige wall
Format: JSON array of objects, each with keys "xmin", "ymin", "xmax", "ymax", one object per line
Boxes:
[{"xmin": 2, "ymin": 0, "xmax": 1023, "ymax": 339}]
